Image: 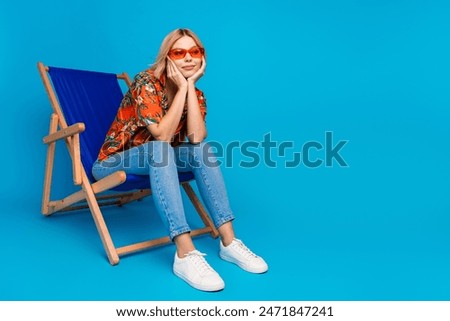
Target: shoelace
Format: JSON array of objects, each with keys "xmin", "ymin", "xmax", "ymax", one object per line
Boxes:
[
  {"xmin": 184, "ymin": 250, "xmax": 214, "ymax": 275},
  {"xmin": 231, "ymin": 239, "xmax": 258, "ymax": 260}
]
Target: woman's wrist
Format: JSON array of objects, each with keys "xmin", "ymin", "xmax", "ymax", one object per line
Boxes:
[
  {"xmin": 187, "ymin": 80, "xmax": 198, "ymax": 95},
  {"xmin": 187, "ymin": 78, "xmax": 197, "ymax": 87},
  {"xmin": 176, "ymin": 83, "xmax": 188, "ymax": 93}
]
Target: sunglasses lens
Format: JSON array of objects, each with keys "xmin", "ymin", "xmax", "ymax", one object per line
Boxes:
[
  {"xmin": 169, "ymin": 47, "xmax": 204, "ymax": 60},
  {"xmin": 189, "ymin": 47, "xmax": 203, "ymax": 58},
  {"xmin": 169, "ymin": 49, "xmax": 186, "ymax": 60}
]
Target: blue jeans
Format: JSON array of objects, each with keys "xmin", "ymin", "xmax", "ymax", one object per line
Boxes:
[{"xmin": 92, "ymin": 141, "xmax": 235, "ymax": 240}]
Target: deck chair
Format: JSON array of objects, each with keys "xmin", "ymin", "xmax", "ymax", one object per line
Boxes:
[{"xmin": 37, "ymin": 62, "xmax": 219, "ymax": 265}]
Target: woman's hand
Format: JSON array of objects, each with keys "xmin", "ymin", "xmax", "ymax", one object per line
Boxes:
[
  {"xmin": 166, "ymin": 57, "xmax": 188, "ymax": 90},
  {"xmin": 187, "ymin": 56, "xmax": 206, "ymax": 85}
]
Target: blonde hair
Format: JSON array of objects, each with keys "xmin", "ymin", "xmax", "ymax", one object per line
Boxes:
[{"xmin": 151, "ymin": 28, "xmax": 206, "ymax": 79}]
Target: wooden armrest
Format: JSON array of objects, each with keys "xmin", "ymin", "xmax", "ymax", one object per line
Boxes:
[
  {"xmin": 43, "ymin": 120, "xmax": 85, "ymax": 185},
  {"xmin": 43, "ymin": 122, "xmax": 85, "ymax": 144}
]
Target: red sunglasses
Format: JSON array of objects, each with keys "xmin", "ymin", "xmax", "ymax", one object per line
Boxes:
[{"xmin": 168, "ymin": 46, "xmax": 205, "ymax": 60}]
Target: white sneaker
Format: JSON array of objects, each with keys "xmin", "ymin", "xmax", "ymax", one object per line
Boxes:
[
  {"xmin": 219, "ymin": 239, "xmax": 268, "ymax": 273},
  {"xmin": 173, "ymin": 250, "xmax": 225, "ymax": 292}
]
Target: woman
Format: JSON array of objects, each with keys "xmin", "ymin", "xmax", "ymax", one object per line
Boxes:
[{"xmin": 92, "ymin": 28, "xmax": 267, "ymax": 291}]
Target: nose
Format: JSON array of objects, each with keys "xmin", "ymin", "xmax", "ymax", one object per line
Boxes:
[{"xmin": 184, "ymin": 53, "xmax": 192, "ymax": 61}]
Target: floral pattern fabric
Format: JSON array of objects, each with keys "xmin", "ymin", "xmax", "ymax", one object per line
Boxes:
[{"xmin": 97, "ymin": 69, "xmax": 207, "ymax": 161}]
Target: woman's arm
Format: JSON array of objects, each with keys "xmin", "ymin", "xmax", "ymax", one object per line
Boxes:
[
  {"xmin": 146, "ymin": 60, "xmax": 187, "ymax": 142},
  {"xmin": 186, "ymin": 57, "xmax": 207, "ymax": 144}
]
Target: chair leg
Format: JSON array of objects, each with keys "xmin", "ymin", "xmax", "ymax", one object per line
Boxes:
[
  {"xmin": 83, "ymin": 176, "xmax": 119, "ymax": 265},
  {"xmin": 181, "ymin": 181, "xmax": 219, "ymax": 238},
  {"xmin": 42, "ymin": 114, "xmax": 59, "ymax": 215}
]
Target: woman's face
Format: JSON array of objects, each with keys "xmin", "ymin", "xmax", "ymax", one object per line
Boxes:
[{"xmin": 168, "ymin": 36, "xmax": 203, "ymax": 78}]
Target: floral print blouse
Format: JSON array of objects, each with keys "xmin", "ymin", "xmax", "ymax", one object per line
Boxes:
[{"xmin": 97, "ymin": 69, "xmax": 207, "ymax": 161}]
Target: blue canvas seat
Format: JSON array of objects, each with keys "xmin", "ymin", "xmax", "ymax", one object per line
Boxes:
[{"xmin": 38, "ymin": 62, "xmax": 218, "ymax": 265}]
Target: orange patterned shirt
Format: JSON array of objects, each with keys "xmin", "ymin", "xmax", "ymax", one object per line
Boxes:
[{"xmin": 97, "ymin": 69, "xmax": 207, "ymax": 161}]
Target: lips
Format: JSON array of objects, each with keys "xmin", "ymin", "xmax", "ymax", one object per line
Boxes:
[{"xmin": 182, "ymin": 65, "xmax": 195, "ymax": 70}]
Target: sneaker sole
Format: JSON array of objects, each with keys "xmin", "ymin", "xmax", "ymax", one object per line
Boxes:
[
  {"xmin": 173, "ymin": 269, "xmax": 225, "ymax": 292},
  {"xmin": 219, "ymin": 252, "xmax": 268, "ymax": 274}
]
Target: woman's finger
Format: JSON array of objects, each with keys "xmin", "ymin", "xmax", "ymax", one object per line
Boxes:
[
  {"xmin": 170, "ymin": 60, "xmax": 184, "ymax": 77},
  {"xmin": 201, "ymin": 56, "xmax": 206, "ymax": 70},
  {"xmin": 166, "ymin": 59, "xmax": 175, "ymax": 78},
  {"xmin": 167, "ymin": 57, "xmax": 178, "ymax": 73}
]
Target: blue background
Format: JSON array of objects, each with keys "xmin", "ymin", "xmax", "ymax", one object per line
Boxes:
[{"xmin": 1, "ymin": 0, "xmax": 450, "ymax": 300}]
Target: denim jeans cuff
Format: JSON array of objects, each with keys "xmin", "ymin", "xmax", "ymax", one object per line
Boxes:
[
  {"xmin": 215, "ymin": 215, "xmax": 235, "ymax": 229},
  {"xmin": 170, "ymin": 227, "xmax": 192, "ymax": 241}
]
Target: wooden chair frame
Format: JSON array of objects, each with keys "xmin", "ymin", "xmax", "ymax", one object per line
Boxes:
[{"xmin": 37, "ymin": 62, "xmax": 219, "ymax": 265}]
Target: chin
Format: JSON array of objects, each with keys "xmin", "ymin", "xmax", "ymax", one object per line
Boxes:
[
  {"xmin": 181, "ymin": 70, "xmax": 195, "ymax": 78},
  {"xmin": 184, "ymin": 67, "xmax": 201, "ymax": 79}
]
